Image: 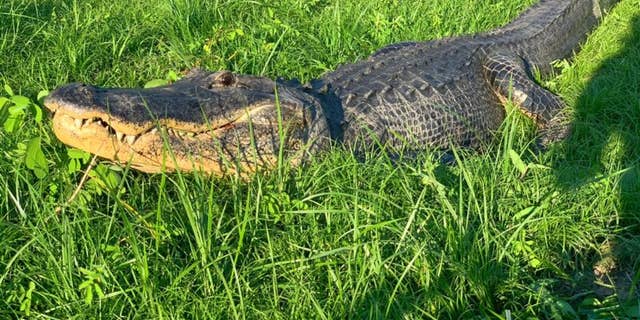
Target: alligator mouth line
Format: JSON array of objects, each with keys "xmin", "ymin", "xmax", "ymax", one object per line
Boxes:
[
  {"xmin": 48, "ymin": 101, "xmax": 281, "ymax": 147},
  {"xmin": 52, "ymin": 113, "xmax": 226, "ymax": 146}
]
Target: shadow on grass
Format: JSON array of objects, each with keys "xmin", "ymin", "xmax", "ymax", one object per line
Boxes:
[{"xmin": 555, "ymin": 14, "xmax": 640, "ymax": 303}]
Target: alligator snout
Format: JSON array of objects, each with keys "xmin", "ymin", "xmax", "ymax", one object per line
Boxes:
[{"xmin": 45, "ymin": 82, "xmax": 97, "ymax": 114}]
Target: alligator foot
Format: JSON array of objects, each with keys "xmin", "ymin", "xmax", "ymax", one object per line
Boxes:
[
  {"xmin": 538, "ymin": 109, "xmax": 572, "ymax": 148},
  {"xmin": 483, "ymin": 51, "xmax": 571, "ymax": 148}
]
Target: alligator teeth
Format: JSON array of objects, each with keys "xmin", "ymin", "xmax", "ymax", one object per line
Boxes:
[
  {"xmin": 124, "ymin": 134, "xmax": 137, "ymax": 145},
  {"xmin": 157, "ymin": 127, "xmax": 198, "ymax": 138},
  {"xmin": 166, "ymin": 129, "xmax": 196, "ymax": 138},
  {"xmin": 116, "ymin": 132, "xmax": 124, "ymax": 142},
  {"xmin": 74, "ymin": 119, "xmax": 83, "ymax": 128}
]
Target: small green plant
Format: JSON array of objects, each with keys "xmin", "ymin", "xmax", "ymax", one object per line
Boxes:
[
  {"xmin": 0, "ymin": 84, "xmax": 46, "ymax": 133},
  {"xmin": 66, "ymin": 147, "xmax": 92, "ymax": 174},
  {"xmin": 78, "ymin": 266, "xmax": 109, "ymax": 305},
  {"xmin": 1, "ymin": 85, "xmax": 50, "ymax": 178},
  {"xmin": 24, "ymin": 136, "xmax": 48, "ymax": 179}
]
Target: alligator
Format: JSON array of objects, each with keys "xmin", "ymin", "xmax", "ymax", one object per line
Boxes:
[{"xmin": 44, "ymin": 0, "xmax": 619, "ymax": 175}]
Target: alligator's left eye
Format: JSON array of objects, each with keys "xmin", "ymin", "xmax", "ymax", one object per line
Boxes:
[{"xmin": 210, "ymin": 71, "xmax": 236, "ymax": 88}]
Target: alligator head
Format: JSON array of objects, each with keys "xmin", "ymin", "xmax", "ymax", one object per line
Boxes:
[{"xmin": 44, "ymin": 69, "xmax": 329, "ymax": 175}]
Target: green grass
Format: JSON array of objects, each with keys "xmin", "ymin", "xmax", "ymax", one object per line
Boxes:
[{"xmin": 1, "ymin": 0, "xmax": 640, "ymax": 318}]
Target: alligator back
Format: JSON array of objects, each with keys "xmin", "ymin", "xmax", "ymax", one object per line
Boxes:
[{"xmin": 318, "ymin": 0, "xmax": 617, "ymax": 151}]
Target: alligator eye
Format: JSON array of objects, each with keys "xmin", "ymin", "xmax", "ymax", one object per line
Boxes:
[{"xmin": 211, "ymin": 71, "xmax": 236, "ymax": 88}]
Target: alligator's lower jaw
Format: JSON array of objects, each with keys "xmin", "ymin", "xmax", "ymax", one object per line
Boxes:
[{"xmin": 50, "ymin": 113, "xmax": 279, "ymax": 175}]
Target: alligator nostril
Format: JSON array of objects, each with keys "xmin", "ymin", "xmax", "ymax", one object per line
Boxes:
[{"xmin": 75, "ymin": 84, "xmax": 94, "ymax": 99}]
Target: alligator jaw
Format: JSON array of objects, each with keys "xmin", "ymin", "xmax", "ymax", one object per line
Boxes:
[
  {"xmin": 47, "ymin": 107, "xmax": 273, "ymax": 174},
  {"xmin": 44, "ymin": 70, "xmax": 329, "ymax": 175}
]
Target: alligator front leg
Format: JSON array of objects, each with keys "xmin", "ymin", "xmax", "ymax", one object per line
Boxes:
[{"xmin": 483, "ymin": 52, "xmax": 571, "ymax": 146}]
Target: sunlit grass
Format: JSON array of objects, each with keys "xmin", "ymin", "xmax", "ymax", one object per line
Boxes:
[{"xmin": 1, "ymin": 0, "xmax": 639, "ymax": 318}]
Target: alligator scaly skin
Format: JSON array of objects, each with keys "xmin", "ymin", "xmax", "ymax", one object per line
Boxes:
[{"xmin": 312, "ymin": 0, "xmax": 616, "ymax": 150}]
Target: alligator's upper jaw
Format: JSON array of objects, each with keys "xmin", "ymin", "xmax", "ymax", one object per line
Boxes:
[{"xmin": 44, "ymin": 70, "xmax": 328, "ymax": 175}]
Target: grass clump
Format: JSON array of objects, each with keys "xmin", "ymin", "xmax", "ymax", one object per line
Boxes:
[{"xmin": 1, "ymin": 0, "xmax": 640, "ymax": 318}]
